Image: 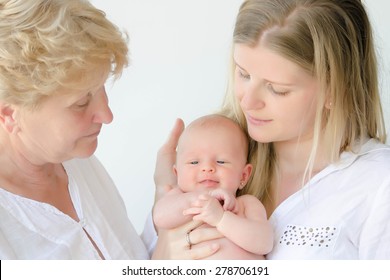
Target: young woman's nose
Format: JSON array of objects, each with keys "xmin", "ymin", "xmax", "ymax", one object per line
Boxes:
[
  {"xmin": 92, "ymin": 88, "xmax": 114, "ymax": 124},
  {"xmin": 239, "ymin": 84, "xmax": 266, "ymax": 111}
]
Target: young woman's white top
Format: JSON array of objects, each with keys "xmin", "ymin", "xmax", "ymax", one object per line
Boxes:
[
  {"xmin": 0, "ymin": 156, "xmax": 149, "ymax": 259},
  {"xmin": 267, "ymin": 139, "xmax": 390, "ymax": 259}
]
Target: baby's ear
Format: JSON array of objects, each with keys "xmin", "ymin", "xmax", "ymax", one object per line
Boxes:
[
  {"xmin": 0, "ymin": 102, "xmax": 18, "ymax": 133},
  {"xmin": 239, "ymin": 163, "xmax": 253, "ymax": 190}
]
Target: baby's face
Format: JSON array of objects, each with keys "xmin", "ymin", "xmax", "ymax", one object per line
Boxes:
[{"xmin": 175, "ymin": 121, "xmax": 250, "ymax": 195}]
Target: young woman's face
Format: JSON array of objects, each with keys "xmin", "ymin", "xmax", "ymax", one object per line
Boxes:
[
  {"xmin": 233, "ymin": 43, "xmax": 320, "ymax": 145},
  {"xmin": 14, "ymin": 72, "xmax": 113, "ymax": 164}
]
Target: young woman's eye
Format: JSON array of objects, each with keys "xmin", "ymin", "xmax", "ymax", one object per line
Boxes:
[
  {"xmin": 238, "ymin": 70, "xmax": 250, "ymax": 80},
  {"xmin": 267, "ymin": 83, "xmax": 288, "ymax": 96},
  {"xmin": 235, "ymin": 66, "xmax": 250, "ymax": 80}
]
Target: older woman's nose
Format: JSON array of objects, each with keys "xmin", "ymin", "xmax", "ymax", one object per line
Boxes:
[{"xmin": 92, "ymin": 88, "xmax": 113, "ymax": 124}]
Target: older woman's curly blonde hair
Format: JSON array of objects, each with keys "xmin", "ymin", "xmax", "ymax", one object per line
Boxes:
[{"xmin": 0, "ymin": 0, "xmax": 128, "ymax": 108}]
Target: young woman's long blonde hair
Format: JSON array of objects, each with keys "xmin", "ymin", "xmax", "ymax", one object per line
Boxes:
[{"xmin": 220, "ymin": 0, "xmax": 386, "ymax": 205}]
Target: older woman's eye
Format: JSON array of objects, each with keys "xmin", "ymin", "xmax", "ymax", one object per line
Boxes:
[
  {"xmin": 74, "ymin": 92, "xmax": 92, "ymax": 108},
  {"xmin": 76, "ymin": 100, "xmax": 90, "ymax": 108}
]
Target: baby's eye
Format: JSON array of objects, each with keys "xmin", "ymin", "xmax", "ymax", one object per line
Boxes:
[
  {"xmin": 216, "ymin": 160, "xmax": 225, "ymax": 164},
  {"xmin": 189, "ymin": 161, "xmax": 199, "ymax": 165}
]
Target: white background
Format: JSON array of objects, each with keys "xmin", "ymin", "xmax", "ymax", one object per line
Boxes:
[{"xmin": 91, "ymin": 0, "xmax": 390, "ymax": 233}]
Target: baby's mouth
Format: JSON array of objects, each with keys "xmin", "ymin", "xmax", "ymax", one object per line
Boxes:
[{"xmin": 199, "ymin": 179, "xmax": 219, "ymax": 188}]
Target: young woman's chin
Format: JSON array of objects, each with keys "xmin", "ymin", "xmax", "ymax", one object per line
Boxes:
[{"xmin": 248, "ymin": 129, "xmax": 274, "ymax": 144}]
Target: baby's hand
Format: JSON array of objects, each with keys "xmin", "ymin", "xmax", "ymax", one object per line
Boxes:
[
  {"xmin": 209, "ymin": 188, "xmax": 238, "ymax": 213},
  {"xmin": 183, "ymin": 194, "xmax": 224, "ymax": 227}
]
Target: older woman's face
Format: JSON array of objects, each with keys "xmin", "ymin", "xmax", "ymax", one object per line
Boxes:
[{"xmin": 14, "ymin": 77, "xmax": 113, "ymax": 164}]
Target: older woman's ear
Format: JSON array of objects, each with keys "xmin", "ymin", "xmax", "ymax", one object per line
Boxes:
[{"xmin": 0, "ymin": 102, "xmax": 18, "ymax": 133}]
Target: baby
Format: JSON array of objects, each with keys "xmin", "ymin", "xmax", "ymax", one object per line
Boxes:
[{"xmin": 153, "ymin": 114, "xmax": 273, "ymax": 259}]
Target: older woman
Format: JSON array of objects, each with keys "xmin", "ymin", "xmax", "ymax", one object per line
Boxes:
[{"xmin": 0, "ymin": 0, "xmax": 148, "ymax": 259}]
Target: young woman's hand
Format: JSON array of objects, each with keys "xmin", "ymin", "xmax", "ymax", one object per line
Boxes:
[{"xmin": 151, "ymin": 220, "xmax": 222, "ymax": 259}]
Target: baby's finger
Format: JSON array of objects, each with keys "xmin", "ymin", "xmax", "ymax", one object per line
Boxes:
[
  {"xmin": 182, "ymin": 220, "xmax": 204, "ymax": 234},
  {"xmin": 222, "ymin": 198, "xmax": 232, "ymax": 210},
  {"xmin": 192, "ymin": 213, "xmax": 206, "ymax": 221},
  {"xmin": 183, "ymin": 207, "xmax": 202, "ymax": 216},
  {"xmin": 198, "ymin": 193, "xmax": 211, "ymax": 201},
  {"xmin": 191, "ymin": 199, "xmax": 207, "ymax": 207},
  {"xmin": 232, "ymin": 204, "xmax": 239, "ymax": 214}
]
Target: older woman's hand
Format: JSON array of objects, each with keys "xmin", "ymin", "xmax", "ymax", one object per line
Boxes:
[
  {"xmin": 154, "ymin": 118, "xmax": 184, "ymax": 201},
  {"xmin": 151, "ymin": 220, "xmax": 222, "ymax": 259}
]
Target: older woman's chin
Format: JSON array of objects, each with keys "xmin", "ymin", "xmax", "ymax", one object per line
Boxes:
[{"xmin": 73, "ymin": 140, "xmax": 99, "ymax": 159}]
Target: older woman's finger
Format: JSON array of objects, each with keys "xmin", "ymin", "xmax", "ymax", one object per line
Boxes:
[
  {"xmin": 154, "ymin": 118, "xmax": 185, "ymax": 201},
  {"xmin": 162, "ymin": 118, "xmax": 185, "ymax": 151}
]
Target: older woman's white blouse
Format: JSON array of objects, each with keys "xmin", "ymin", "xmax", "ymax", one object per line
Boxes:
[{"xmin": 0, "ymin": 156, "xmax": 149, "ymax": 259}]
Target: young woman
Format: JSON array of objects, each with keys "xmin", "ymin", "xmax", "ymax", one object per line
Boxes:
[{"xmin": 152, "ymin": 0, "xmax": 390, "ymax": 259}]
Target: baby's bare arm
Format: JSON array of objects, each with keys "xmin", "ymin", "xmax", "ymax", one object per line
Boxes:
[{"xmin": 216, "ymin": 195, "xmax": 273, "ymax": 255}]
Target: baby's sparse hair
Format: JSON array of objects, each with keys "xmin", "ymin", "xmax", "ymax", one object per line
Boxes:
[{"xmin": 179, "ymin": 114, "xmax": 250, "ymax": 160}]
